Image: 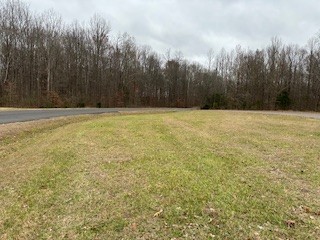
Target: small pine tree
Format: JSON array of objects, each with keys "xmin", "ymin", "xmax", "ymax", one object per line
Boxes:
[{"xmin": 276, "ymin": 90, "xmax": 291, "ymax": 110}]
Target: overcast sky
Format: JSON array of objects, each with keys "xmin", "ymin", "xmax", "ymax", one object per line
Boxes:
[{"xmin": 27, "ymin": 0, "xmax": 320, "ymax": 63}]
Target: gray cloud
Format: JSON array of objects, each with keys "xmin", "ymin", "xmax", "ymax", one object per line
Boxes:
[{"xmin": 27, "ymin": 0, "xmax": 320, "ymax": 63}]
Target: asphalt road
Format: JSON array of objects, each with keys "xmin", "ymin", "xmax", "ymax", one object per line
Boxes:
[
  {"xmin": 0, "ymin": 108, "xmax": 180, "ymax": 124},
  {"xmin": 0, "ymin": 108, "xmax": 319, "ymax": 124}
]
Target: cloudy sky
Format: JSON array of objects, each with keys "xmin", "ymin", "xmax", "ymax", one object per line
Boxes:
[{"xmin": 27, "ymin": 0, "xmax": 320, "ymax": 63}]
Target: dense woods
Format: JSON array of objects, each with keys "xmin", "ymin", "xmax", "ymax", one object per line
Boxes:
[{"xmin": 0, "ymin": 0, "xmax": 320, "ymax": 110}]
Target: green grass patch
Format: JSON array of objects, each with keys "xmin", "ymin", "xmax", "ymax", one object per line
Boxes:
[{"xmin": 0, "ymin": 111, "xmax": 319, "ymax": 239}]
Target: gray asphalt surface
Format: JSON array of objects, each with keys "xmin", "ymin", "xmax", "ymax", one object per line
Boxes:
[
  {"xmin": 0, "ymin": 109, "xmax": 319, "ymax": 125},
  {"xmin": 0, "ymin": 108, "xmax": 181, "ymax": 124}
]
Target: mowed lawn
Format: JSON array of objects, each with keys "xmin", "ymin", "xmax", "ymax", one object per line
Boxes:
[{"xmin": 0, "ymin": 111, "xmax": 319, "ymax": 239}]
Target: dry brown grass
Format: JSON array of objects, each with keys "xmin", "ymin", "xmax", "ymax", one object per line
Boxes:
[{"xmin": 0, "ymin": 108, "xmax": 16, "ymax": 111}]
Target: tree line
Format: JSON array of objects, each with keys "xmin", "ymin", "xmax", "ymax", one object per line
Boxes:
[{"xmin": 0, "ymin": 0, "xmax": 319, "ymax": 110}]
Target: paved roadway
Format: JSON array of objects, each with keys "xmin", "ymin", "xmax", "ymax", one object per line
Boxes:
[
  {"xmin": 0, "ymin": 108, "xmax": 319, "ymax": 124},
  {"xmin": 0, "ymin": 108, "xmax": 180, "ymax": 124}
]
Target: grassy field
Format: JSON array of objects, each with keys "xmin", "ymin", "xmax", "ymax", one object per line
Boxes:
[{"xmin": 0, "ymin": 111, "xmax": 319, "ymax": 239}]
